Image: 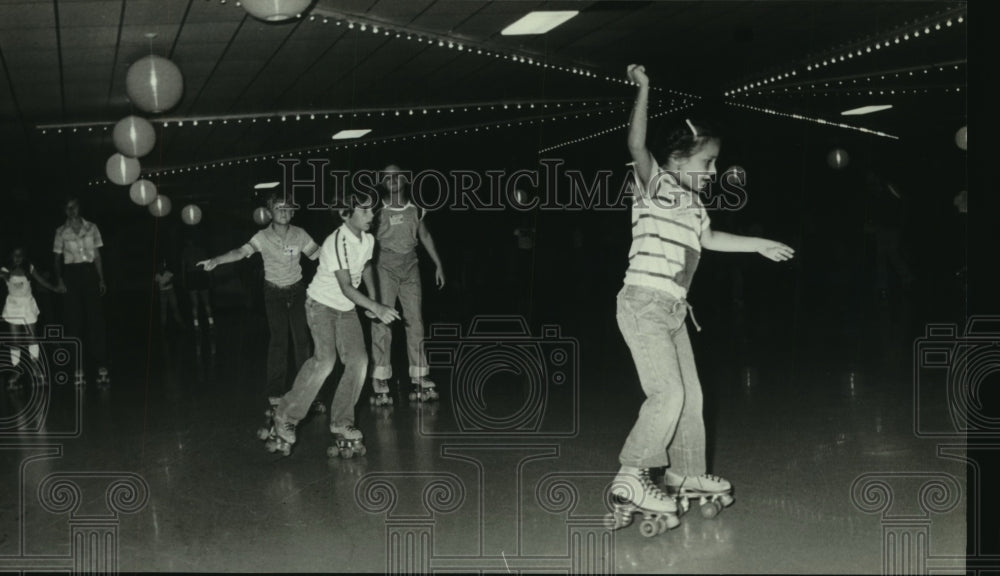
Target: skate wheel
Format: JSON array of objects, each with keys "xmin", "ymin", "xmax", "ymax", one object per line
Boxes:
[
  {"xmin": 340, "ymin": 447, "xmax": 353, "ymax": 459},
  {"xmin": 719, "ymin": 493, "xmax": 735, "ymax": 507},
  {"xmin": 655, "ymin": 515, "xmax": 671, "ymax": 534},
  {"xmin": 639, "ymin": 519, "xmax": 658, "ymax": 538},
  {"xmin": 408, "ymin": 392, "xmax": 417, "ymax": 401},
  {"xmin": 265, "ymin": 442, "xmax": 277, "ymax": 453},
  {"xmin": 700, "ymin": 500, "xmax": 723, "ymax": 519},
  {"xmin": 357, "ymin": 445, "xmax": 367, "ymax": 456},
  {"xmin": 280, "ymin": 445, "xmax": 291, "ymax": 456},
  {"xmin": 257, "ymin": 428, "xmax": 270, "ymax": 440},
  {"xmin": 369, "ymin": 397, "xmax": 376, "ymax": 405},
  {"xmin": 327, "ymin": 446, "xmax": 338, "ymax": 458}
]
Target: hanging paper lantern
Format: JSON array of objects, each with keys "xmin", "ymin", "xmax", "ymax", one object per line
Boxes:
[
  {"xmin": 181, "ymin": 204, "xmax": 202, "ymax": 225},
  {"xmin": 126, "ymin": 55, "xmax": 184, "ymax": 114},
  {"xmin": 955, "ymin": 126, "xmax": 967, "ymax": 150},
  {"xmin": 149, "ymin": 195, "xmax": 172, "ymax": 217},
  {"xmin": 106, "ymin": 153, "xmax": 141, "ymax": 185},
  {"xmin": 113, "ymin": 115, "xmax": 156, "ymax": 158},
  {"xmin": 253, "ymin": 206, "xmax": 272, "ymax": 225},
  {"xmin": 827, "ymin": 148, "xmax": 850, "ymax": 169},
  {"xmin": 241, "ymin": 0, "xmax": 314, "ymax": 22},
  {"xmin": 129, "ymin": 179, "xmax": 157, "ymax": 206}
]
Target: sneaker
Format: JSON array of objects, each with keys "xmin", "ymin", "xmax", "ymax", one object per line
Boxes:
[
  {"xmin": 664, "ymin": 471, "xmax": 732, "ymax": 494},
  {"xmin": 612, "ymin": 466, "xmax": 678, "ymax": 514},
  {"xmin": 330, "ymin": 424, "xmax": 363, "ymax": 441},
  {"xmin": 272, "ymin": 411, "xmax": 297, "ymax": 444}
]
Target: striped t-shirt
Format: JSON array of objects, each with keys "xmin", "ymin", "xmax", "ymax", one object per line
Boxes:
[
  {"xmin": 306, "ymin": 224, "xmax": 374, "ymax": 311},
  {"xmin": 623, "ymin": 162, "xmax": 710, "ymax": 300}
]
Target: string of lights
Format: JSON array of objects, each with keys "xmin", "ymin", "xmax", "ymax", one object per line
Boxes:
[
  {"xmin": 199, "ymin": 0, "xmax": 700, "ymax": 99},
  {"xmin": 749, "ymin": 85, "xmax": 964, "ymax": 98},
  {"xmin": 726, "ymin": 102, "xmax": 900, "ymax": 140},
  {"xmin": 726, "ymin": 61, "xmax": 965, "ymax": 98},
  {"xmin": 726, "ymin": 6, "xmax": 965, "ymax": 96},
  {"xmin": 538, "ymin": 104, "xmax": 695, "ymax": 154},
  {"xmin": 38, "ymin": 97, "xmax": 655, "ymax": 133},
  {"xmin": 86, "ymin": 101, "xmax": 659, "ymax": 184}
]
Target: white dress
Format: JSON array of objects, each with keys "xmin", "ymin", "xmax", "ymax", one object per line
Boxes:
[{"xmin": 2, "ymin": 266, "xmax": 41, "ymax": 325}]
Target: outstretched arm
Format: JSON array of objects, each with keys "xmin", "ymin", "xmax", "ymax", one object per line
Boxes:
[
  {"xmin": 627, "ymin": 64, "xmax": 656, "ymax": 193},
  {"xmin": 417, "ymin": 221, "xmax": 445, "ymax": 289},
  {"xmin": 199, "ymin": 244, "xmax": 254, "ymax": 271},
  {"xmin": 702, "ymin": 225, "xmax": 795, "ymax": 262}
]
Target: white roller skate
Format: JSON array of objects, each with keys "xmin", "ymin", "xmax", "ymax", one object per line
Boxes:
[
  {"xmin": 408, "ymin": 377, "xmax": 439, "ymax": 403},
  {"xmin": 327, "ymin": 424, "xmax": 366, "ymax": 459},
  {"xmin": 369, "ymin": 378, "xmax": 393, "ymax": 407},
  {"xmin": 605, "ymin": 466, "xmax": 680, "ymax": 537},
  {"xmin": 95, "ymin": 367, "xmax": 111, "ymax": 389},
  {"xmin": 257, "ymin": 398, "xmax": 281, "ymax": 440},
  {"xmin": 264, "ymin": 411, "xmax": 296, "ymax": 456},
  {"xmin": 665, "ymin": 471, "xmax": 735, "ymax": 519}
]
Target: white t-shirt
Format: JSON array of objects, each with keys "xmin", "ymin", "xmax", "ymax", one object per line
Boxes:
[{"xmin": 307, "ymin": 224, "xmax": 374, "ymax": 311}]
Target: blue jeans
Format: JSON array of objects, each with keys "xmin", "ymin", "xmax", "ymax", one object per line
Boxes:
[
  {"xmin": 372, "ymin": 251, "xmax": 428, "ymax": 380},
  {"xmin": 617, "ymin": 285, "xmax": 706, "ymax": 474},
  {"xmin": 262, "ymin": 281, "xmax": 310, "ymax": 400},
  {"xmin": 277, "ymin": 297, "xmax": 367, "ymax": 428}
]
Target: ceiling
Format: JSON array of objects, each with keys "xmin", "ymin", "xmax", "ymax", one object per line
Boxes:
[{"xmin": 0, "ymin": 0, "xmax": 968, "ymax": 202}]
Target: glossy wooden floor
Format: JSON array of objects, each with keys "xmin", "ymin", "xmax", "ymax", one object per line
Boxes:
[{"xmin": 0, "ymin": 290, "xmax": 969, "ymax": 574}]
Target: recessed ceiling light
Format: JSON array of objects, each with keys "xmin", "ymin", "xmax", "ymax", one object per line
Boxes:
[
  {"xmin": 502, "ymin": 11, "xmax": 578, "ymax": 35},
  {"xmin": 841, "ymin": 104, "xmax": 893, "ymax": 116},
  {"xmin": 332, "ymin": 129, "xmax": 372, "ymax": 139},
  {"xmin": 254, "ymin": 181, "xmax": 280, "ymax": 189}
]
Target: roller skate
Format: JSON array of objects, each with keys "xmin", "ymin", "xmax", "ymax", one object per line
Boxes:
[
  {"xmin": 664, "ymin": 471, "xmax": 734, "ymax": 519},
  {"xmin": 257, "ymin": 398, "xmax": 281, "ymax": 440},
  {"xmin": 370, "ymin": 378, "xmax": 393, "ymax": 407},
  {"xmin": 327, "ymin": 424, "xmax": 366, "ymax": 459},
  {"xmin": 605, "ymin": 466, "xmax": 680, "ymax": 537},
  {"xmin": 408, "ymin": 377, "xmax": 439, "ymax": 403},
  {"xmin": 264, "ymin": 411, "xmax": 296, "ymax": 456},
  {"xmin": 95, "ymin": 367, "xmax": 111, "ymax": 389}
]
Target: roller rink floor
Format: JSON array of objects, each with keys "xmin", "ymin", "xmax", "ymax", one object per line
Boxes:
[{"xmin": 0, "ymin": 290, "xmax": 970, "ymax": 574}]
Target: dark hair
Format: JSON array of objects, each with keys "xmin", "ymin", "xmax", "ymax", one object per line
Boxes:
[
  {"xmin": 336, "ymin": 190, "xmax": 376, "ymax": 219},
  {"xmin": 652, "ymin": 117, "xmax": 721, "ymax": 164}
]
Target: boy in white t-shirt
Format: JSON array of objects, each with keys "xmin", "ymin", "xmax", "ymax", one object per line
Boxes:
[{"xmin": 264, "ymin": 195, "xmax": 400, "ymax": 457}]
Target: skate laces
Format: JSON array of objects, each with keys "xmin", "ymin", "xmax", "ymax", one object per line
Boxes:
[{"xmin": 638, "ymin": 469, "xmax": 670, "ymax": 501}]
